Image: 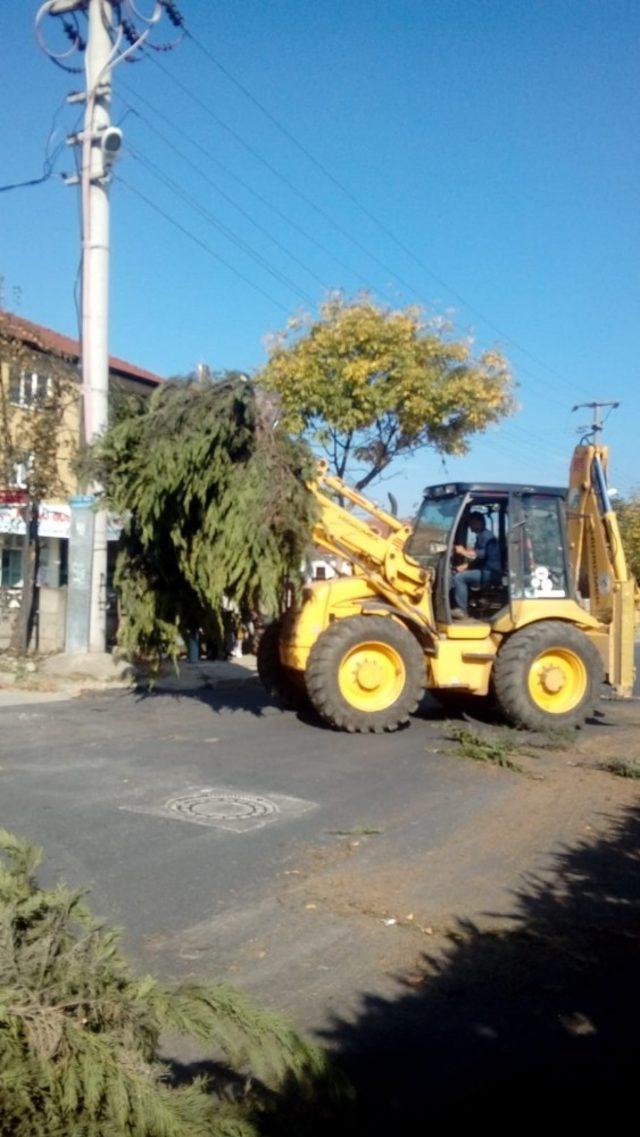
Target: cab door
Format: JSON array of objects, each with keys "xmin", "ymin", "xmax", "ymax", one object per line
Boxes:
[{"xmin": 509, "ymin": 491, "xmax": 571, "ymax": 602}]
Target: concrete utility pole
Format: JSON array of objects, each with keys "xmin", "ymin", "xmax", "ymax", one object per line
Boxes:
[
  {"xmin": 82, "ymin": 0, "xmax": 117, "ymax": 653},
  {"xmin": 39, "ymin": 0, "xmax": 172, "ymax": 657},
  {"xmin": 47, "ymin": 0, "xmax": 120, "ymax": 654}
]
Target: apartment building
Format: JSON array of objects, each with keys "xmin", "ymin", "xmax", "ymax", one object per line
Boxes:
[{"xmin": 0, "ymin": 312, "xmax": 163, "ymax": 651}]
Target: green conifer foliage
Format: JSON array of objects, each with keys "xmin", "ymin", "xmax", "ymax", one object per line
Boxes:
[
  {"xmin": 0, "ymin": 831, "xmax": 335, "ymax": 1136},
  {"xmin": 92, "ymin": 377, "xmax": 317, "ymax": 665}
]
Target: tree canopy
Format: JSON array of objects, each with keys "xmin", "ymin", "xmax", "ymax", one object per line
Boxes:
[
  {"xmin": 93, "ymin": 375, "xmax": 316, "ymax": 665},
  {"xmin": 258, "ymin": 294, "xmax": 515, "ymax": 491}
]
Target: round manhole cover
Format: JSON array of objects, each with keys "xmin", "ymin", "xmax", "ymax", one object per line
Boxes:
[{"xmin": 165, "ymin": 789, "xmax": 278, "ymax": 823}]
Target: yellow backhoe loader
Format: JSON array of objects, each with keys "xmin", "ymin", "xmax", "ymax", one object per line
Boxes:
[{"xmin": 258, "ymin": 437, "xmax": 636, "ymax": 732}]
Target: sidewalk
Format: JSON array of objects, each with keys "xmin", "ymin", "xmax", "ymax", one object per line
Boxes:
[{"xmin": 0, "ymin": 654, "xmax": 259, "ymax": 708}]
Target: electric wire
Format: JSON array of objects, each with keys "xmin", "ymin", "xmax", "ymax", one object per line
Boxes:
[
  {"xmin": 118, "ymin": 87, "xmax": 582, "ymax": 421},
  {"xmin": 125, "ymin": 145, "xmax": 317, "ymax": 303},
  {"xmin": 121, "ymin": 107, "xmax": 582, "ymax": 420},
  {"xmin": 501, "ymin": 422, "xmax": 572, "ymax": 463},
  {"xmin": 37, "ymin": 5, "xmax": 607, "ymax": 454},
  {"xmin": 117, "ymin": 91, "xmax": 576, "ymax": 418},
  {"xmin": 113, "ymin": 173, "xmax": 291, "ymax": 313},
  {"xmin": 118, "ymin": 82, "xmax": 378, "ymax": 293},
  {"xmin": 121, "ymin": 106, "xmax": 331, "ymax": 291},
  {"xmin": 184, "ymin": 26, "xmax": 593, "ymax": 402},
  {"xmin": 146, "ymin": 53, "xmax": 440, "ymax": 301},
  {"xmin": 0, "ymin": 94, "xmax": 70, "ymax": 193},
  {"xmin": 38, "ymin": 4, "xmax": 595, "ymax": 411}
]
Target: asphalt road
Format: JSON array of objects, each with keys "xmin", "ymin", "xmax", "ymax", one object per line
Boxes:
[
  {"xmin": 1, "ymin": 664, "xmax": 638, "ymax": 1128},
  {"xmin": 0, "ymin": 680, "xmax": 512, "ymax": 989},
  {"xmin": 1, "ymin": 655, "xmax": 638, "ymax": 1020}
]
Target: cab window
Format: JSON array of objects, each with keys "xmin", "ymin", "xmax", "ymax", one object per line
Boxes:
[
  {"xmin": 513, "ymin": 494, "xmax": 568, "ymax": 599},
  {"xmin": 408, "ymin": 494, "xmax": 465, "ymax": 571}
]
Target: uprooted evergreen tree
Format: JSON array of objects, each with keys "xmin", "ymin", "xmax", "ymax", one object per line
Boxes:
[
  {"xmin": 90, "ymin": 376, "xmax": 317, "ymax": 666},
  {"xmin": 0, "ymin": 830, "xmax": 342, "ymax": 1136}
]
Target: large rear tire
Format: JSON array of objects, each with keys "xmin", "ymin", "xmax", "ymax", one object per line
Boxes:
[
  {"xmin": 257, "ymin": 618, "xmax": 308, "ymax": 711},
  {"xmin": 493, "ymin": 620, "xmax": 603, "ymax": 731},
  {"xmin": 305, "ymin": 615, "xmax": 425, "ymax": 733}
]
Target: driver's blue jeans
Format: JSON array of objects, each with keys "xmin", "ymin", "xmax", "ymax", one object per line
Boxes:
[{"xmin": 453, "ymin": 569, "xmax": 487, "ymax": 613}]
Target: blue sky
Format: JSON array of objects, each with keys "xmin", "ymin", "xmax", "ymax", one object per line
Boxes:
[{"xmin": 1, "ymin": 1, "xmax": 638, "ymax": 513}]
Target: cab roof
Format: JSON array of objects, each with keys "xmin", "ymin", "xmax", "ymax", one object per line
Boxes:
[{"xmin": 423, "ymin": 481, "xmax": 566, "ymax": 498}]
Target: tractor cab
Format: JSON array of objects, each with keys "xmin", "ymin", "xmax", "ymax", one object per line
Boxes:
[{"xmin": 407, "ymin": 481, "xmax": 570, "ymax": 625}]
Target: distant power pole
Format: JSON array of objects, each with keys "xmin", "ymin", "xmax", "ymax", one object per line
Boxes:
[
  {"xmin": 572, "ymin": 401, "xmax": 620, "ymax": 442},
  {"xmin": 37, "ymin": 0, "xmax": 183, "ymax": 654}
]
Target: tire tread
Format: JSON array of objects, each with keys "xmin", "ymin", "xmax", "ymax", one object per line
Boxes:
[
  {"xmin": 305, "ymin": 615, "xmax": 425, "ymax": 733},
  {"xmin": 493, "ymin": 620, "xmax": 603, "ymax": 730}
]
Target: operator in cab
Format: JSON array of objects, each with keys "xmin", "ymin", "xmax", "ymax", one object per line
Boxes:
[{"xmin": 451, "ymin": 511, "xmax": 501, "ymax": 619}]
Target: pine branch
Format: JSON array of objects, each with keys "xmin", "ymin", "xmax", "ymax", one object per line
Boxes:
[{"xmin": 0, "ymin": 831, "xmax": 342, "ymax": 1137}]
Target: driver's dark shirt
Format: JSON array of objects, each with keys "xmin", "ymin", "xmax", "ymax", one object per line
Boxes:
[{"xmin": 473, "ymin": 529, "xmax": 501, "ymax": 575}]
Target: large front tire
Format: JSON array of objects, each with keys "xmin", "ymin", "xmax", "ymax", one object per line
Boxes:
[
  {"xmin": 305, "ymin": 615, "xmax": 425, "ymax": 733},
  {"xmin": 493, "ymin": 621, "xmax": 603, "ymax": 731}
]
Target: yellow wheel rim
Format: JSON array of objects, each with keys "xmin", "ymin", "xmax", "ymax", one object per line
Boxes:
[
  {"xmin": 527, "ymin": 647, "xmax": 587, "ymax": 714},
  {"xmin": 338, "ymin": 640, "xmax": 406, "ymax": 712}
]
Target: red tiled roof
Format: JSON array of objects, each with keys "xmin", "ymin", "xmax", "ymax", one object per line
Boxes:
[{"xmin": 0, "ymin": 311, "xmax": 164, "ymax": 386}]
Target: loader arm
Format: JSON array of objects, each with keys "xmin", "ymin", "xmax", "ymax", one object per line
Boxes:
[{"xmin": 308, "ymin": 461, "xmax": 434, "ymax": 626}]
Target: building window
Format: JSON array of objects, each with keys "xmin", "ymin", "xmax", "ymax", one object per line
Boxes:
[
  {"xmin": 8, "ymin": 367, "xmax": 52, "ymax": 408},
  {"xmin": 9, "ymin": 451, "xmax": 31, "ymax": 489},
  {"xmin": 1, "ymin": 539, "xmax": 23, "ymax": 589}
]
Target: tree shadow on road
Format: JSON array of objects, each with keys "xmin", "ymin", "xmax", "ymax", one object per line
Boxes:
[
  {"xmin": 132, "ymin": 668, "xmax": 448, "ymax": 731},
  {"xmin": 320, "ymin": 801, "xmax": 639, "ymax": 1130},
  {"xmin": 131, "ymin": 662, "xmax": 273, "ymax": 719},
  {"xmin": 162, "ymin": 798, "xmax": 639, "ymax": 1132}
]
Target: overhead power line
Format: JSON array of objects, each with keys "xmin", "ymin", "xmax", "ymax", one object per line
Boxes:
[
  {"xmin": 146, "ymin": 54, "xmax": 435, "ymax": 302},
  {"xmin": 126, "ymin": 145, "xmax": 316, "ymax": 303},
  {"xmin": 119, "ymin": 84, "xmax": 579, "ymax": 419},
  {"xmin": 118, "ymin": 80, "xmax": 379, "ymax": 295},
  {"xmin": 113, "ymin": 173, "xmax": 291, "ymax": 313},
  {"xmin": 183, "ymin": 26, "xmax": 592, "ymax": 400},
  {"xmin": 120, "ymin": 101, "xmax": 330, "ymax": 292},
  {"xmin": 0, "ymin": 94, "xmax": 71, "ymax": 193}
]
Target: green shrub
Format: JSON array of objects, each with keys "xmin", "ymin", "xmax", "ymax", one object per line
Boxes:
[{"xmin": 0, "ymin": 830, "xmax": 335, "ymax": 1136}]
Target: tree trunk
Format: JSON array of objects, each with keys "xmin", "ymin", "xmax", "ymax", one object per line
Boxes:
[{"xmin": 10, "ymin": 498, "xmax": 39, "ymax": 656}]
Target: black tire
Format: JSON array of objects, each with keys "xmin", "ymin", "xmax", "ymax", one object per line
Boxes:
[
  {"xmin": 493, "ymin": 620, "xmax": 603, "ymax": 731},
  {"xmin": 305, "ymin": 615, "xmax": 425, "ymax": 733},
  {"xmin": 257, "ymin": 618, "xmax": 308, "ymax": 711}
]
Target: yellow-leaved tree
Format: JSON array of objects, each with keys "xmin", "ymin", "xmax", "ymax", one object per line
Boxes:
[{"xmin": 258, "ymin": 294, "xmax": 515, "ymax": 492}]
